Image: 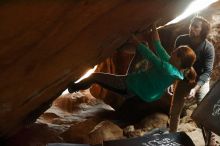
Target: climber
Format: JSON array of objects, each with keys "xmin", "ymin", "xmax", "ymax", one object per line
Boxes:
[{"xmin": 68, "ymin": 24, "xmax": 196, "ymax": 103}]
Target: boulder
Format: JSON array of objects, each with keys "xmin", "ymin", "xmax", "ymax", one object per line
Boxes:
[
  {"xmin": 85, "ymin": 120, "xmax": 124, "ymax": 145},
  {"xmin": 0, "ymin": 0, "xmax": 194, "ymax": 137}
]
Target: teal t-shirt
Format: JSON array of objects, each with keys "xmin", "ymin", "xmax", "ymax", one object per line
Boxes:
[{"xmin": 126, "ymin": 40, "xmax": 183, "ymax": 102}]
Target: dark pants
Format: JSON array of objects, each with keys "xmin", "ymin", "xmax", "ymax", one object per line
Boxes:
[
  {"xmin": 68, "ymin": 49, "xmax": 144, "ymax": 97},
  {"xmin": 79, "ymin": 72, "xmax": 128, "ymax": 94}
]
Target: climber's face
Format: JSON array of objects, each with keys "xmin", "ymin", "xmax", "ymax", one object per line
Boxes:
[{"xmin": 170, "ymin": 50, "xmax": 181, "ymax": 69}]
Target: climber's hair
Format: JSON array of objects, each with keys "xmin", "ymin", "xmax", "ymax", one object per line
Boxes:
[
  {"xmin": 190, "ymin": 16, "xmax": 211, "ymax": 41},
  {"xmin": 184, "ymin": 67, "xmax": 197, "ymax": 84},
  {"xmin": 172, "ymin": 45, "xmax": 196, "ymax": 69}
]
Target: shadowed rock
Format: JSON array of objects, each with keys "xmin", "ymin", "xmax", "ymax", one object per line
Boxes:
[{"xmin": 0, "ymin": 0, "xmax": 194, "ymax": 137}]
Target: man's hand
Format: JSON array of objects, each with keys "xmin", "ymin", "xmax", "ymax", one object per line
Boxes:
[
  {"xmin": 185, "ymin": 85, "xmax": 200, "ymax": 100},
  {"xmin": 186, "ymin": 88, "xmax": 197, "ymax": 100}
]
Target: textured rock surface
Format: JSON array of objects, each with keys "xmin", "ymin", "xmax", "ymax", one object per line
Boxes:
[
  {"xmin": 4, "ymin": 90, "xmax": 220, "ymax": 145},
  {"xmin": 85, "ymin": 120, "xmax": 124, "ymax": 145},
  {"xmin": 0, "ymin": 0, "xmax": 193, "ymax": 137}
]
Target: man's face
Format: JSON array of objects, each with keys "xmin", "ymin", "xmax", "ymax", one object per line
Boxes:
[{"xmin": 189, "ymin": 20, "xmax": 202, "ymax": 39}]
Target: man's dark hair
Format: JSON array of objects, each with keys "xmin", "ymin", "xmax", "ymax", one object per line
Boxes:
[{"xmin": 190, "ymin": 16, "xmax": 211, "ymax": 40}]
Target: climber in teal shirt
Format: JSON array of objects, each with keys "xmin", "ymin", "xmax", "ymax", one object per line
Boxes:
[
  {"xmin": 126, "ymin": 41, "xmax": 183, "ymax": 102},
  {"xmin": 68, "ymin": 24, "xmax": 196, "ymax": 103}
]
